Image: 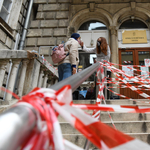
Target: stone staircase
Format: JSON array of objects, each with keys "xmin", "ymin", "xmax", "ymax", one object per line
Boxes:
[
  {"xmin": 58, "ymin": 99, "xmax": 150, "ymax": 149},
  {"xmin": 1, "ymin": 99, "xmax": 150, "ymax": 149}
]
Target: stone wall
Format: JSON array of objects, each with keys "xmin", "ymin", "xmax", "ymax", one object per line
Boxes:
[{"xmin": 26, "ymin": 0, "xmax": 70, "ymax": 57}]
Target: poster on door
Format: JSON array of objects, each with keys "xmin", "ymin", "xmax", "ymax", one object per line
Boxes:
[
  {"xmin": 122, "ymin": 65, "xmax": 133, "ymax": 78},
  {"xmin": 140, "ymin": 66, "xmax": 149, "ymax": 78},
  {"xmin": 144, "ymin": 59, "xmax": 150, "ymax": 66}
]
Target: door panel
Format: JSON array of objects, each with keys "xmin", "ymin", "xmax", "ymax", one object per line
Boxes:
[{"xmin": 119, "ymin": 48, "xmax": 150, "ymax": 99}]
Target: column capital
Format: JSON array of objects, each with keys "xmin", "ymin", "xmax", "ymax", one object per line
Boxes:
[
  {"xmin": 109, "ymin": 26, "xmax": 117, "ymax": 35},
  {"xmin": 0, "ymin": 60, "xmax": 9, "ymax": 65},
  {"xmin": 12, "ymin": 59, "xmax": 21, "ymax": 64}
]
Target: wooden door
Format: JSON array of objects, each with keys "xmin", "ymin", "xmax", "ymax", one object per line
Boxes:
[{"xmin": 119, "ymin": 48, "xmax": 150, "ymax": 99}]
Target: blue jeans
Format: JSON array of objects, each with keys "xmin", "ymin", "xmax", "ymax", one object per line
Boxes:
[{"xmin": 58, "ymin": 63, "xmax": 72, "ymax": 82}]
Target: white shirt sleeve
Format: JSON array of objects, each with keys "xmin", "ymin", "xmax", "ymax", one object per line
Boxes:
[
  {"xmin": 82, "ymin": 44, "xmax": 96, "ymax": 53},
  {"xmin": 107, "ymin": 45, "xmax": 111, "ymax": 61}
]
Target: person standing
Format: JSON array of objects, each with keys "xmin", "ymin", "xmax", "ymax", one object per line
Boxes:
[
  {"xmin": 80, "ymin": 37, "xmax": 110, "ymax": 62},
  {"xmin": 58, "ymin": 33, "xmax": 80, "ymax": 81},
  {"xmin": 80, "ymin": 37, "xmax": 111, "ymax": 99}
]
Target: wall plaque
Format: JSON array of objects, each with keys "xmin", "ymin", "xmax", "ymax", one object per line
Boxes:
[{"xmin": 122, "ymin": 30, "xmax": 147, "ymax": 44}]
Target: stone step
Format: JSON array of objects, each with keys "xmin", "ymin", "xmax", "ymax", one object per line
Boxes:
[
  {"xmin": 60, "ymin": 121, "xmax": 150, "ymax": 134},
  {"xmin": 63, "ymin": 133, "xmax": 150, "ymax": 148},
  {"xmin": 58, "ymin": 112, "xmax": 150, "ymax": 122}
]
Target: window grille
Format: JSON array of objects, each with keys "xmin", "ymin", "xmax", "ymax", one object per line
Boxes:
[{"xmin": 0, "ymin": 0, "xmax": 13, "ymax": 23}]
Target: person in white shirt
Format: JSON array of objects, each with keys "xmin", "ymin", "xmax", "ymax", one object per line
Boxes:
[
  {"xmin": 80, "ymin": 37, "xmax": 111, "ymax": 62},
  {"xmin": 80, "ymin": 37, "xmax": 111, "ymax": 99}
]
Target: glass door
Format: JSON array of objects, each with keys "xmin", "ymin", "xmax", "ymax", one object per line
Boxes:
[
  {"xmin": 138, "ymin": 51, "xmax": 150, "ymax": 79},
  {"xmin": 119, "ymin": 48, "xmax": 150, "ymax": 99}
]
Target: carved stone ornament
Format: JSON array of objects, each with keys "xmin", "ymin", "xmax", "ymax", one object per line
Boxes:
[
  {"xmin": 109, "ymin": 26, "xmax": 117, "ymax": 36},
  {"xmin": 89, "ymin": 2, "xmax": 95, "ymax": 12}
]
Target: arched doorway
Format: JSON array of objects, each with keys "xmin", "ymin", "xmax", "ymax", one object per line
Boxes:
[
  {"xmin": 76, "ymin": 21, "xmax": 108, "ymax": 99},
  {"xmin": 77, "ymin": 20, "xmax": 108, "ymax": 70},
  {"xmin": 118, "ymin": 19, "xmax": 150, "ymax": 99}
]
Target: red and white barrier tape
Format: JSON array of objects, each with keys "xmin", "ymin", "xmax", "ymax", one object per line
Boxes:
[
  {"xmin": 1, "ymin": 61, "xmax": 150, "ymax": 149},
  {"xmin": 22, "ymin": 85, "xmax": 150, "ymax": 150},
  {"xmin": 93, "ymin": 64, "xmax": 116, "ymax": 129},
  {"xmin": 102, "ymin": 62, "xmax": 150, "ymax": 99}
]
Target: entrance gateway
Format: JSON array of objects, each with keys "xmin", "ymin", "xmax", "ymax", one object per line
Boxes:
[{"xmin": 77, "ymin": 19, "xmax": 150, "ymax": 99}]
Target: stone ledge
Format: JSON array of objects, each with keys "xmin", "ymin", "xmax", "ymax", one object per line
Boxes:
[
  {"xmin": 0, "ymin": 100, "xmax": 18, "ymax": 114},
  {"xmin": 0, "ymin": 50, "xmax": 28, "ymax": 59}
]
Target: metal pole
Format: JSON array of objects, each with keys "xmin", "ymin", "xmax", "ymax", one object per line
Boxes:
[
  {"xmin": 0, "ymin": 104, "xmax": 36, "ymax": 150},
  {"xmin": 0, "ymin": 62, "xmax": 101, "ymax": 150},
  {"xmin": 50, "ymin": 62, "xmax": 100, "ymax": 92}
]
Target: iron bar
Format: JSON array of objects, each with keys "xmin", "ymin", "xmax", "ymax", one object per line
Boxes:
[{"xmin": 0, "ymin": 62, "xmax": 100, "ymax": 150}]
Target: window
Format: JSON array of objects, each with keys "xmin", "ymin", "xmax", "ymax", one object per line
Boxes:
[
  {"xmin": 78, "ymin": 20, "xmax": 107, "ymax": 30},
  {"xmin": 119, "ymin": 19, "xmax": 148, "ymax": 29},
  {"xmin": 0, "ymin": 0, "xmax": 13, "ymax": 23}
]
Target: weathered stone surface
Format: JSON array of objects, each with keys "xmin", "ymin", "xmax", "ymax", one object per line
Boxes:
[
  {"xmin": 27, "ymin": 29, "xmax": 42, "ymax": 37},
  {"xmin": 26, "ymin": 38, "xmax": 37, "ymax": 46},
  {"xmin": 38, "ymin": 4, "xmax": 43, "ymax": 11},
  {"xmin": 59, "ymin": 20, "xmax": 69, "ymax": 27},
  {"xmin": 41, "ymin": 20, "xmax": 58, "ymax": 28},
  {"xmin": 23, "ymin": 59, "xmax": 40, "ymax": 95},
  {"xmin": 45, "ymin": 12, "xmax": 56, "ymax": 19},
  {"xmin": 43, "ymin": 4, "xmax": 59, "ymax": 11},
  {"xmin": 58, "ymin": 0, "xmax": 70, "ymax": 2},
  {"xmin": 42, "ymin": 29, "xmax": 53, "ymax": 37},
  {"xmin": 56, "ymin": 12, "xmax": 69, "ymax": 19},
  {"xmin": 37, "ymin": 37, "xmax": 56, "ymax": 46},
  {"xmin": 0, "ymin": 50, "xmax": 28, "ymax": 59},
  {"xmin": 24, "ymin": 47, "xmax": 39, "ymax": 52},
  {"xmin": 0, "ymin": 29, "xmax": 7, "ymax": 43},
  {"xmin": 34, "ymin": 0, "xmax": 57, "ymax": 4},
  {"xmin": 60, "ymin": 4, "xmax": 69, "ymax": 10},
  {"xmin": 56, "ymin": 37, "xmax": 67, "ymax": 45},
  {"xmin": 8, "ymin": 0, "xmax": 23, "ymax": 30},
  {"xmin": 5, "ymin": 37, "xmax": 12, "ymax": 49},
  {"xmin": 18, "ymin": 14, "xmax": 23, "ymax": 24},
  {"xmin": 0, "ymin": 42, "xmax": 9, "ymax": 50},
  {"xmin": 54, "ymin": 28, "xmax": 67, "ymax": 36},
  {"xmin": 39, "ymin": 46, "xmax": 50, "ymax": 55},
  {"xmin": 30, "ymin": 20, "xmax": 40, "ymax": 28},
  {"xmin": 36, "ymin": 12, "xmax": 45, "ymax": 20}
]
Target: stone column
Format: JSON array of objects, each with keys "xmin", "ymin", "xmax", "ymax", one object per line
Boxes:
[
  {"xmin": 49, "ymin": 79, "xmax": 54, "ymax": 87},
  {"xmin": 42, "ymin": 73, "xmax": 48, "ymax": 88},
  {"xmin": 17, "ymin": 59, "xmax": 29, "ymax": 97},
  {"xmin": 109, "ymin": 26, "xmax": 118, "ymax": 65},
  {"xmin": 54, "ymin": 78, "xmax": 58, "ymax": 84},
  {"xmin": 23, "ymin": 59, "xmax": 41, "ymax": 95},
  {"xmin": 0, "ymin": 60, "xmax": 8, "ymax": 89},
  {"xmin": 109, "ymin": 26, "xmax": 119, "ymax": 95},
  {"xmin": 37, "ymin": 68, "xmax": 44, "ymax": 88},
  {"xmin": 5, "ymin": 59, "xmax": 21, "ymax": 101}
]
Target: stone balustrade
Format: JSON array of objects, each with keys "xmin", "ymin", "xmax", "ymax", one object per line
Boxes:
[{"xmin": 0, "ymin": 50, "xmax": 58, "ymax": 104}]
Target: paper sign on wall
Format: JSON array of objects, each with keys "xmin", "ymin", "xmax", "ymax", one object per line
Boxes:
[{"xmin": 144, "ymin": 59, "xmax": 150, "ymax": 66}]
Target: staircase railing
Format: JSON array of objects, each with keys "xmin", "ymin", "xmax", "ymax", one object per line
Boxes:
[{"xmin": 0, "ymin": 62, "xmax": 100, "ymax": 150}]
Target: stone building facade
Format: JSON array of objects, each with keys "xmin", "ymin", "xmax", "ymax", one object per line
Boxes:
[
  {"xmin": 25, "ymin": 0, "xmax": 150, "ymax": 66},
  {"xmin": 0, "ymin": 0, "xmax": 30, "ymax": 50},
  {"xmin": 1, "ymin": 0, "xmax": 150, "ymax": 99}
]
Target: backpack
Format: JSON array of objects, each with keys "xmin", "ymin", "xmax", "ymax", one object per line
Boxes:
[{"xmin": 51, "ymin": 43, "xmax": 69, "ymax": 64}]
